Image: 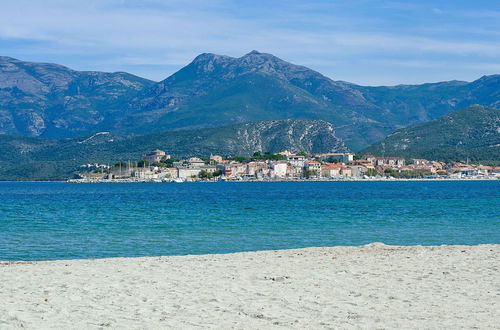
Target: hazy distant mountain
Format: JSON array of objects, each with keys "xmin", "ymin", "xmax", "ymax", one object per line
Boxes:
[
  {"xmin": 354, "ymin": 75, "xmax": 500, "ymax": 128},
  {"xmin": 1, "ymin": 53, "xmax": 499, "ymax": 150},
  {"xmin": 362, "ymin": 105, "xmax": 500, "ymax": 162},
  {"xmin": 0, "ymin": 56, "xmax": 154, "ymax": 137},
  {"xmin": 0, "ymin": 119, "xmax": 347, "ymax": 180}
]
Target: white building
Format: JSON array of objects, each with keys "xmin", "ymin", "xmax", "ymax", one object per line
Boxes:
[
  {"xmin": 286, "ymin": 154, "xmax": 306, "ymax": 167},
  {"xmin": 271, "ymin": 162, "xmax": 288, "ymax": 178},
  {"xmin": 187, "ymin": 157, "xmax": 206, "ymax": 167},
  {"xmin": 304, "ymin": 161, "xmax": 321, "ymax": 173}
]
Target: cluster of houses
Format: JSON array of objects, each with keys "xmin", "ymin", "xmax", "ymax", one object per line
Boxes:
[{"xmin": 77, "ymin": 149, "xmax": 500, "ymax": 181}]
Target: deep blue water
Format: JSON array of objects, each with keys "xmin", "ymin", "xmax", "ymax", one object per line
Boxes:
[{"xmin": 0, "ymin": 181, "xmax": 499, "ymax": 261}]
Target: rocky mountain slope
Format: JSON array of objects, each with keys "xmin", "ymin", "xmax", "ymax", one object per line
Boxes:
[
  {"xmin": 0, "ymin": 119, "xmax": 347, "ymax": 180},
  {"xmin": 1, "ymin": 53, "xmax": 499, "ymax": 150},
  {"xmin": 362, "ymin": 105, "xmax": 500, "ymax": 162},
  {"xmin": 0, "ymin": 56, "xmax": 154, "ymax": 137}
]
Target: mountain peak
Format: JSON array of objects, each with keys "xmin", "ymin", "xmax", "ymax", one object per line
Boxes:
[
  {"xmin": 192, "ymin": 52, "xmax": 232, "ymax": 63},
  {"xmin": 240, "ymin": 50, "xmax": 280, "ymax": 61},
  {"xmin": 237, "ymin": 51, "xmax": 290, "ymax": 72},
  {"xmin": 245, "ymin": 50, "xmax": 262, "ymax": 56},
  {"xmin": 0, "ymin": 56, "xmax": 18, "ymax": 62}
]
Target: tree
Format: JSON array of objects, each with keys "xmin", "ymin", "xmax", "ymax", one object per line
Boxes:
[
  {"xmin": 326, "ymin": 157, "xmax": 340, "ymax": 163},
  {"xmin": 113, "ymin": 161, "xmax": 128, "ymax": 167},
  {"xmin": 384, "ymin": 168, "xmax": 400, "ymax": 178},
  {"xmin": 160, "ymin": 158, "xmax": 180, "ymax": 167},
  {"xmin": 137, "ymin": 160, "xmax": 150, "ymax": 167},
  {"xmin": 199, "ymin": 170, "xmax": 213, "ymax": 179},
  {"xmin": 302, "ymin": 169, "xmax": 317, "ymax": 178},
  {"xmin": 231, "ymin": 156, "xmax": 250, "ymax": 162}
]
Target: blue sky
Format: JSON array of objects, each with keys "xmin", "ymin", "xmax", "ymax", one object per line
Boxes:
[{"xmin": 1, "ymin": 0, "xmax": 499, "ymax": 85}]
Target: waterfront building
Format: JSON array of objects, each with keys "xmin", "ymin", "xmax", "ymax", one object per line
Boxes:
[
  {"xmin": 271, "ymin": 162, "xmax": 288, "ymax": 178},
  {"xmin": 178, "ymin": 167, "xmax": 202, "ymax": 178},
  {"xmin": 220, "ymin": 163, "xmax": 245, "ymax": 178},
  {"xmin": 321, "ymin": 163, "xmax": 342, "ymax": 177},
  {"xmin": 286, "ymin": 154, "xmax": 306, "ymax": 167},
  {"xmin": 375, "ymin": 157, "xmax": 405, "ymax": 167},
  {"xmin": 341, "ymin": 166, "xmax": 352, "ymax": 177},
  {"xmin": 304, "ymin": 161, "xmax": 322, "ymax": 174},
  {"xmin": 350, "ymin": 165, "xmax": 369, "ymax": 177},
  {"xmin": 133, "ymin": 167, "xmax": 157, "ymax": 179},
  {"xmin": 161, "ymin": 168, "xmax": 178, "ymax": 179}
]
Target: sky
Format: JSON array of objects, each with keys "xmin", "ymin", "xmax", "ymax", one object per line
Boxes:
[{"xmin": 1, "ymin": 0, "xmax": 499, "ymax": 86}]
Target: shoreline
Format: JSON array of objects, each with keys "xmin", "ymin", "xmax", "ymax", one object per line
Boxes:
[
  {"xmin": 2, "ymin": 244, "xmax": 498, "ymax": 329},
  {"xmin": 1, "ymin": 177, "xmax": 498, "ymax": 183},
  {"xmin": 1, "ymin": 242, "xmax": 498, "ymax": 263},
  {"xmin": 68, "ymin": 177, "xmax": 499, "ymax": 183}
]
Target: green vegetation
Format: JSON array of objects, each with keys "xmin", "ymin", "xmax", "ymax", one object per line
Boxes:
[
  {"xmin": 228, "ymin": 152, "xmax": 285, "ymax": 162},
  {"xmin": 0, "ymin": 119, "xmax": 345, "ymax": 181},
  {"xmin": 251, "ymin": 152, "xmax": 286, "ymax": 161},
  {"xmin": 158, "ymin": 158, "xmax": 180, "ymax": 167},
  {"xmin": 302, "ymin": 169, "xmax": 318, "ymax": 178},
  {"xmin": 362, "ymin": 105, "xmax": 500, "ymax": 163},
  {"xmin": 365, "ymin": 168, "xmax": 378, "ymax": 177},
  {"xmin": 137, "ymin": 160, "xmax": 150, "ymax": 167},
  {"xmin": 325, "ymin": 157, "xmax": 340, "ymax": 163},
  {"xmin": 113, "ymin": 161, "xmax": 129, "ymax": 167},
  {"xmin": 198, "ymin": 170, "xmax": 213, "ymax": 179},
  {"xmin": 384, "ymin": 168, "xmax": 433, "ymax": 178}
]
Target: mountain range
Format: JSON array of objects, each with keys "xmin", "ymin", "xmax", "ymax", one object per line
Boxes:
[
  {"xmin": 362, "ymin": 105, "xmax": 500, "ymax": 163},
  {"xmin": 0, "ymin": 119, "xmax": 346, "ymax": 180},
  {"xmin": 1, "ymin": 52, "xmax": 499, "ymax": 151}
]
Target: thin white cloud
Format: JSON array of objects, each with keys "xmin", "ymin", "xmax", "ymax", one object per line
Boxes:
[{"xmin": 0, "ymin": 0, "xmax": 498, "ymax": 84}]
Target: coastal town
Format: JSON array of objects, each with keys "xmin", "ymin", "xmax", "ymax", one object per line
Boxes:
[{"xmin": 73, "ymin": 149, "xmax": 500, "ymax": 182}]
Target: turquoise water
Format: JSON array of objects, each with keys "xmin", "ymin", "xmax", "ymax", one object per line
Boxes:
[{"xmin": 0, "ymin": 181, "xmax": 499, "ymax": 261}]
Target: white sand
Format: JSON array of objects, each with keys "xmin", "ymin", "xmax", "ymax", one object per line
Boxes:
[{"xmin": 1, "ymin": 244, "xmax": 499, "ymax": 329}]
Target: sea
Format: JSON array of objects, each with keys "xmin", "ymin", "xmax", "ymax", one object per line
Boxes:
[{"xmin": 1, "ymin": 181, "xmax": 499, "ymax": 261}]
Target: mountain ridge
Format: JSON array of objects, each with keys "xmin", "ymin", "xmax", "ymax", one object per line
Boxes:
[
  {"xmin": 361, "ymin": 105, "xmax": 500, "ymax": 162},
  {"xmin": 1, "ymin": 53, "xmax": 499, "ymax": 150}
]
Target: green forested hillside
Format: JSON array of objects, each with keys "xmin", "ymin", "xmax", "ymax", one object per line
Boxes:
[
  {"xmin": 362, "ymin": 105, "xmax": 500, "ymax": 163},
  {"xmin": 0, "ymin": 119, "xmax": 347, "ymax": 180}
]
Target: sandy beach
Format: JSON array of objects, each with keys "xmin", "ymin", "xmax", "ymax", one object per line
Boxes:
[{"xmin": 1, "ymin": 244, "xmax": 499, "ymax": 329}]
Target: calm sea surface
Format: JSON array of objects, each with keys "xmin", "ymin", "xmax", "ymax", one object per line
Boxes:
[{"xmin": 1, "ymin": 181, "xmax": 499, "ymax": 261}]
